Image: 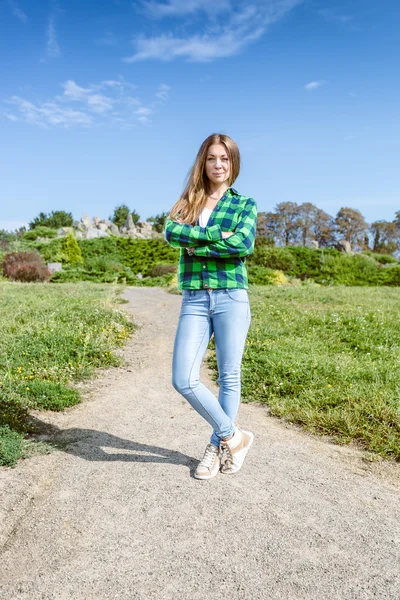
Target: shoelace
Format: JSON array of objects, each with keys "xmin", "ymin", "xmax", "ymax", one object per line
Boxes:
[
  {"xmin": 220, "ymin": 442, "xmax": 233, "ymax": 469},
  {"xmin": 200, "ymin": 445, "xmax": 219, "ymax": 469}
]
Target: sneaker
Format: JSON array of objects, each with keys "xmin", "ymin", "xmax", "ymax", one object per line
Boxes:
[
  {"xmin": 220, "ymin": 428, "xmax": 254, "ymax": 474},
  {"xmin": 194, "ymin": 444, "xmax": 221, "ymax": 480}
]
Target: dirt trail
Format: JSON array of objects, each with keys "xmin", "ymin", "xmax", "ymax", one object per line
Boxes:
[{"xmin": 1, "ymin": 287, "xmax": 399, "ymax": 600}]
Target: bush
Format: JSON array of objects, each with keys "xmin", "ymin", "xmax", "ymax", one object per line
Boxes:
[
  {"xmin": 317, "ymin": 253, "xmax": 381, "ymax": 285},
  {"xmin": 362, "ymin": 251, "xmax": 398, "ymax": 265},
  {"xmin": 1, "ymin": 251, "xmax": 50, "ymax": 282},
  {"xmin": 0, "ymin": 425, "xmax": 24, "ymax": 467},
  {"xmin": 0, "ymin": 389, "xmax": 32, "ymax": 432},
  {"xmin": 248, "ymin": 266, "xmax": 284, "ymax": 285},
  {"xmin": 23, "ymin": 226, "xmax": 58, "ymax": 241},
  {"xmin": 62, "ymin": 232, "xmax": 83, "ymax": 264},
  {"xmin": 250, "ymin": 246, "xmax": 298, "ymax": 272}
]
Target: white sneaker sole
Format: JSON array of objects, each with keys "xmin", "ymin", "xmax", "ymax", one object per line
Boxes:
[
  {"xmin": 221, "ymin": 430, "xmax": 254, "ymax": 474},
  {"xmin": 194, "ymin": 459, "xmax": 221, "ymax": 480},
  {"xmin": 194, "ymin": 466, "xmax": 220, "ymax": 480}
]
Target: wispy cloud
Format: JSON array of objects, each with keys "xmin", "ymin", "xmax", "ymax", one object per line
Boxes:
[
  {"xmin": 3, "ymin": 78, "xmax": 169, "ymax": 129},
  {"xmin": 141, "ymin": 0, "xmax": 231, "ymax": 18},
  {"xmin": 318, "ymin": 8, "xmax": 353, "ymax": 24},
  {"xmin": 7, "ymin": 0, "xmax": 27, "ymax": 23},
  {"xmin": 47, "ymin": 13, "xmax": 60, "ymax": 57},
  {"xmin": 156, "ymin": 83, "xmax": 170, "ymax": 100},
  {"xmin": 126, "ymin": 0, "xmax": 302, "ymax": 62},
  {"xmin": 304, "ymin": 81, "xmax": 323, "ymax": 91}
]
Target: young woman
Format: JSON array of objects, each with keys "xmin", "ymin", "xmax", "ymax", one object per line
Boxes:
[{"xmin": 164, "ymin": 133, "xmax": 257, "ymax": 480}]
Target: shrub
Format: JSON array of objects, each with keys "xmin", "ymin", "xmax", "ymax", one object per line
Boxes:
[
  {"xmin": 0, "ymin": 389, "xmax": 32, "ymax": 432},
  {"xmin": 250, "ymin": 246, "xmax": 298, "ymax": 272},
  {"xmin": 23, "ymin": 226, "xmax": 58, "ymax": 241},
  {"xmin": 148, "ymin": 263, "xmax": 177, "ymax": 277},
  {"xmin": 362, "ymin": 251, "xmax": 398, "ymax": 265},
  {"xmin": 317, "ymin": 253, "xmax": 380, "ymax": 285},
  {"xmin": 62, "ymin": 232, "xmax": 83, "ymax": 264},
  {"xmin": 1, "ymin": 251, "xmax": 50, "ymax": 282},
  {"xmin": 248, "ymin": 266, "xmax": 284, "ymax": 285},
  {"xmin": 0, "ymin": 425, "xmax": 24, "ymax": 467}
]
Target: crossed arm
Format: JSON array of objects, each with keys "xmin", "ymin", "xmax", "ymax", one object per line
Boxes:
[
  {"xmin": 164, "ymin": 198, "xmax": 257, "ymax": 258},
  {"xmin": 164, "ymin": 220, "xmax": 223, "ymax": 248}
]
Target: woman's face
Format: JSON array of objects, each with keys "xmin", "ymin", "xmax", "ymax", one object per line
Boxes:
[{"xmin": 205, "ymin": 143, "xmax": 230, "ymax": 187}]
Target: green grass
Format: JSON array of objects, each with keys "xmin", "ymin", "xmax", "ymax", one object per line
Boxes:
[
  {"xmin": 209, "ymin": 285, "xmax": 400, "ymax": 459},
  {"xmin": 0, "ymin": 282, "xmax": 135, "ymax": 466}
]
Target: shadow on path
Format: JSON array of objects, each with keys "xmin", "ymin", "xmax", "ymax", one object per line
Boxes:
[{"xmin": 27, "ymin": 416, "xmax": 197, "ymax": 474}]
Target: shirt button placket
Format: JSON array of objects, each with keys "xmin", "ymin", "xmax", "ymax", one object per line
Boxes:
[{"xmin": 202, "ymin": 264, "xmax": 209, "ymax": 288}]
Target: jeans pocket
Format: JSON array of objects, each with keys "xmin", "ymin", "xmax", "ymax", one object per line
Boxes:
[{"xmin": 226, "ymin": 289, "xmax": 249, "ymax": 303}]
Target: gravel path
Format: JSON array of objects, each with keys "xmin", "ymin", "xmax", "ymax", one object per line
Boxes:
[{"xmin": 1, "ymin": 287, "xmax": 399, "ymax": 600}]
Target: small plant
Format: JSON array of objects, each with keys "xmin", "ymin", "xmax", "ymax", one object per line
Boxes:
[
  {"xmin": 0, "ymin": 425, "xmax": 24, "ymax": 467},
  {"xmin": 1, "ymin": 251, "xmax": 50, "ymax": 282}
]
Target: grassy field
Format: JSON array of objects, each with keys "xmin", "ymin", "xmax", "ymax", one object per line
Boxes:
[
  {"xmin": 0, "ymin": 282, "xmax": 135, "ymax": 466},
  {"xmin": 234, "ymin": 285, "xmax": 400, "ymax": 459}
]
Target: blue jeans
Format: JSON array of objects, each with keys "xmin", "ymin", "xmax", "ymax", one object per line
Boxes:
[{"xmin": 172, "ymin": 288, "xmax": 251, "ymax": 448}]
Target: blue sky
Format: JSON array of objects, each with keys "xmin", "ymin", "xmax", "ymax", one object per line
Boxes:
[{"xmin": 1, "ymin": 0, "xmax": 399, "ymax": 230}]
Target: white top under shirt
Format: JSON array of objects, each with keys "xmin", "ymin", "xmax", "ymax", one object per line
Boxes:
[{"xmin": 199, "ymin": 207, "xmax": 213, "ymax": 227}]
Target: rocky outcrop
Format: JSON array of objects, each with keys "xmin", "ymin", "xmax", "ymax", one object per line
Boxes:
[
  {"xmin": 335, "ymin": 239, "xmax": 352, "ymax": 253},
  {"xmin": 56, "ymin": 215, "xmax": 160, "ymax": 240}
]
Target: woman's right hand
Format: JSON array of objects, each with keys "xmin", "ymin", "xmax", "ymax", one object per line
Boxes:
[{"xmin": 222, "ymin": 232, "xmax": 234, "ymax": 239}]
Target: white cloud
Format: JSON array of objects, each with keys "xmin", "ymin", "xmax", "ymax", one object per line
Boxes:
[
  {"xmin": 4, "ymin": 79, "xmax": 170, "ymax": 129},
  {"xmin": 88, "ymin": 94, "xmax": 114, "ymax": 113},
  {"xmin": 141, "ymin": 0, "xmax": 231, "ymax": 18},
  {"xmin": 4, "ymin": 113, "xmax": 19, "ymax": 122},
  {"xmin": 304, "ymin": 81, "xmax": 323, "ymax": 91},
  {"xmin": 136, "ymin": 107, "xmax": 152, "ymax": 116},
  {"xmin": 156, "ymin": 83, "xmax": 170, "ymax": 100},
  {"xmin": 318, "ymin": 9, "xmax": 353, "ymax": 24},
  {"xmin": 124, "ymin": 28, "xmax": 264, "ymax": 62},
  {"xmin": 7, "ymin": 0, "xmax": 27, "ymax": 23},
  {"xmin": 9, "ymin": 96, "xmax": 92, "ymax": 127},
  {"xmin": 47, "ymin": 14, "xmax": 60, "ymax": 58},
  {"xmin": 126, "ymin": 0, "xmax": 302, "ymax": 62},
  {"xmin": 63, "ymin": 80, "xmax": 89, "ymax": 100}
]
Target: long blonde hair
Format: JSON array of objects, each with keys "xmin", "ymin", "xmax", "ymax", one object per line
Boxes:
[{"xmin": 169, "ymin": 133, "xmax": 240, "ymax": 225}]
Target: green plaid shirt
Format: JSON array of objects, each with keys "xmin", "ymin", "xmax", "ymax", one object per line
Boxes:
[{"xmin": 164, "ymin": 187, "xmax": 257, "ymax": 290}]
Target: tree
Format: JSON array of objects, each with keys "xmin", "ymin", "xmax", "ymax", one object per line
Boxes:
[
  {"xmin": 298, "ymin": 203, "xmax": 319, "ymax": 246},
  {"xmin": 370, "ymin": 220, "xmax": 398, "ymax": 254},
  {"xmin": 110, "ymin": 205, "xmax": 140, "ymax": 228},
  {"xmin": 29, "ymin": 210, "xmax": 73, "ymax": 230},
  {"xmin": 131, "ymin": 210, "xmax": 140, "ymax": 226},
  {"xmin": 273, "ymin": 202, "xmax": 301, "ymax": 246},
  {"xmin": 147, "ymin": 211, "xmax": 168, "ymax": 233},
  {"xmin": 335, "ymin": 207, "xmax": 368, "ymax": 248},
  {"xmin": 312, "ymin": 208, "xmax": 336, "ymax": 247},
  {"xmin": 256, "ymin": 211, "xmax": 280, "ymax": 244},
  {"xmin": 61, "ymin": 232, "xmax": 83, "ymax": 264}
]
